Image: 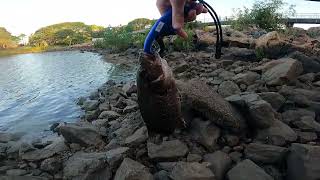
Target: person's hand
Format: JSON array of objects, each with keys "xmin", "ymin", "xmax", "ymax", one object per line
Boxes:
[{"xmin": 156, "ymin": 0, "xmax": 208, "ymax": 38}]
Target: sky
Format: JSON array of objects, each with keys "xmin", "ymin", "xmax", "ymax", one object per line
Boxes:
[{"xmin": 0, "ymin": 0, "xmax": 320, "ymax": 36}]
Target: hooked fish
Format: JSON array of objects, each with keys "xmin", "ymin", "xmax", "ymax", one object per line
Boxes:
[{"xmin": 137, "ymin": 53, "xmax": 184, "ymax": 134}]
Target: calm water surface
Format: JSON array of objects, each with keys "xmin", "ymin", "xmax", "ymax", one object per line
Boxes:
[{"xmin": 0, "ymin": 51, "xmax": 135, "ymax": 140}]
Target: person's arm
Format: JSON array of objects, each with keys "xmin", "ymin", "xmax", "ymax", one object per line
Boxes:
[{"xmin": 156, "ymin": 0, "xmax": 208, "ymax": 38}]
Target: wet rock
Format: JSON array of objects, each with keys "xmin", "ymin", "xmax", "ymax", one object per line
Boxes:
[
  {"xmin": 114, "ymin": 158, "xmax": 153, "ymax": 180},
  {"xmin": 262, "ymin": 58, "xmax": 303, "ymax": 86},
  {"xmin": 21, "ymin": 138, "xmax": 68, "ymax": 161},
  {"xmin": 6, "ymin": 169, "xmax": 27, "ymax": 176},
  {"xmin": 63, "ymin": 151, "xmax": 112, "ymax": 180},
  {"xmin": 147, "ymin": 140, "xmax": 188, "ymax": 160},
  {"xmin": 58, "ymin": 123, "xmax": 105, "ymax": 147},
  {"xmin": 40, "ymin": 157, "xmax": 61, "ymax": 174},
  {"xmin": 292, "ymin": 116, "xmax": 320, "ymax": 132},
  {"xmin": 244, "ymin": 143, "xmax": 288, "ymax": 164},
  {"xmin": 258, "ymin": 92, "xmax": 286, "ymax": 111},
  {"xmin": 287, "ymin": 143, "xmax": 320, "ymax": 180},
  {"xmin": 98, "ymin": 110, "xmax": 121, "ymax": 120},
  {"xmin": 233, "ymin": 72, "xmax": 260, "ymax": 86},
  {"xmin": 122, "ymin": 82, "xmax": 137, "ymax": 96},
  {"xmin": 169, "ymin": 162, "xmax": 215, "ymax": 180},
  {"xmin": 190, "ymin": 118, "xmax": 221, "ymax": 151},
  {"xmin": 204, "ymin": 151, "xmax": 232, "ymax": 180},
  {"xmin": 82, "ymin": 100, "xmax": 99, "ymax": 111},
  {"xmin": 248, "ymin": 100, "xmax": 276, "ymax": 129},
  {"xmin": 227, "ymin": 159, "xmax": 273, "ymax": 180},
  {"xmin": 177, "ymin": 80, "xmax": 245, "ymax": 132},
  {"xmin": 85, "ymin": 109, "xmax": 100, "ymax": 121},
  {"xmin": 0, "ymin": 133, "xmax": 20, "ymax": 143},
  {"xmin": 124, "ymin": 126, "xmax": 148, "ymax": 146},
  {"xmin": 218, "ymin": 81, "xmax": 241, "ymax": 98}
]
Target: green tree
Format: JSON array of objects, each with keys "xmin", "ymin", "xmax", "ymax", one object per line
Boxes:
[
  {"xmin": 0, "ymin": 27, "xmax": 18, "ymax": 49},
  {"xmin": 127, "ymin": 18, "xmax": 154, "ymax": 31},
  {"xmin": 231, "ymin": 0, "xmax": 296, "ymax": 31}
]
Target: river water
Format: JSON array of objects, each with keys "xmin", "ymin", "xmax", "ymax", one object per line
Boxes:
[{"xmin": 0, "ymin": 51, "xmax": 135, "ymax": 140}]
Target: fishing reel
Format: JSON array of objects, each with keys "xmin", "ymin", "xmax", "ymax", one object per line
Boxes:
[{"xmin": 144, "ymin": 0, "xmax": 224, "ymax": 59}]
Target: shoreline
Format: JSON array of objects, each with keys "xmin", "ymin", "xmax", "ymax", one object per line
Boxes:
[{"xmin": 0, "ymin": 27, "xmax": 320, "ymax": 179}]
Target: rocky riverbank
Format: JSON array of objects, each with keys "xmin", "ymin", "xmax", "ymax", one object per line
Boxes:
[{"xmin": 1, "ymin": 27, "xmax": 320, "ymax": 180}]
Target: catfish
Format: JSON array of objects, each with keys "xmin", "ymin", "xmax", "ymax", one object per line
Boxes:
[{"xmin": 137, "ymin": 53, "xmax": 185, "ymax": 134}]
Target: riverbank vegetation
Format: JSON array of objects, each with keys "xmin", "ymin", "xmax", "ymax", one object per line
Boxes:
[{"xmin": 231, "ymin": 0, "xmax": 296, "ymax": 31}]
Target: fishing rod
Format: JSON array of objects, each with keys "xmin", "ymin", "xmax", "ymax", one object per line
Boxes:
[{"xmin": 144, "ymin": 0, "xmax": 223, "ymax": 59}]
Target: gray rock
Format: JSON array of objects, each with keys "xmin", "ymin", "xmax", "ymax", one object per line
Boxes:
[
  {"xmin": 99, "ymin": 102, "xmax": 111, "ymax": 112},
  {"xmin": 187, "ymin": 154, "xmax": 202, "ymax": 162},
  {"xmin": 314, "ymin": 81, "xmax": 320, "ymax": 87},
  {"xmin": 287, "ymin": 143, "xmax": 320, "ymax": 180},
  {"xmin": 248, "ymin": 100, "xmax": 276, "ymax": 129},
  {"xmin": 98, "ymin": 111, "xmax": 121, "ymax": 120},
  {"xmin": 0, "ymin": 176, "xmax": 48, "ymax": 180},
  {"xmin": 282, "ymin": 109, "xmax": 316, "ymax": 124},
  {"xmin": 174, "ymin": 61, "xmax": 189, "ymax": 73},
  {"xmin": 105, "ymin": 147, "xmax": 130, "ymax": 168},
  {"xmin": 154, "ymin": 170, "xmax": 170, "ymax": 180},
  {"xmin": 258, "ymin": 92, "xmax": 285, "ymax": 111},
  {"xmin": 298, "ymin": 73, "xmax": 315, "ymax": 82},
  {"xmin": 6, "ymin": 169, "xmax": 27, "ymax": 176},
  {"xmin": 292, "ymin": 116, "xmax": 320, "ymax": 132},
  {"xmin": 83, "ymin": 100, "xmax": 99, "ymax": 111},
  {"xmin": 227, "ymin": 159, "xmax": 273, "ymax": 180},
  {"xmin": 218, "ymin": 81, "xmax": 241, "ymax": 98},
  {"xmin": 204, "ymin": 151, "xmax": 232, "ymax": 180},
  {"xmin": 63, "ymin": 151, "xmax": 112, "ymax": 180},
  {"xmin": 147, "ymin": 140, "xmax": 188, "ymax": 160},
  {"xmin": 245, "ymin": 143, "xmax": 288, "ymax": 164},
  {"xmin": 262, "ymin": 58, "xmax": 303, "ymax": 86},
  {"xmin": 124, "ymin": 126, "xmax": 148, "ymax": 146},
  {"xmin": 297, "ymin": 131, "xmax": 318, "ymax": 143},
  {"xmin": 85, "ymin": 109, "xmax": 100, "ymax": 121},
  {"xmin": 0, "ymin": 133, "xmax": 20, "ymax": 143},
  {"xmin": 58, "ymin": 123, "xmax": 105, "ymax": 147},
  {"xmin": 190, "ymin": 118, "xmax": 221, "ymax": 151},
  {"xmin": 233, "ymin": 71, "xmax": 260, "ymax": 86},
  {"xmin": 40, "ymin": 157, "xmax": 61, "ymax": 173},
  {"xmin": 177, "ymin": 80, "xmax": 245, "ymax": 132},
  {"xmin": 114, "ymin": 158, "xmax": 153, "ymax": 180},
  {"xmin": 219, "ymin": 70, "xmax": 236, "ymax": 81},
  {"xmin": 256, "ymin": 120, "xmax": 297, "ymax": 143},
  {"xmin": 169, "ymin": 162, "xmax": 215, "ymax": 180},
  {"xmin": 122, "ymin": 82, "xmax": 137, "ymax": 96},
  {"xmin": 21, "ymin": 138, "xmax": 68, "ymax": 161},
  {"xmin": 123, "ymin": 104, "xmax": 139, "ymax": 113},
  {"xmin": 229, "ymin": 152, "xmax": 243, "ymax": 163},
  {"xmin": 157, "ymin": 162, "xmax": 178, "ymax": 171}
]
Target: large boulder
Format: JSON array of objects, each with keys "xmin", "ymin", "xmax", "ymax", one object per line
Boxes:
[
  {"xmin": 218, "ymin": 81, "xmax": 241, "ymax": 98},
  {"xmin": 63, "ymin": 152, "xmax": 112, "ymax": 180},
  {"xmin": 190, "ymin": 118, "xmax": 221, "ymax": 151},
  {"xmin": 58, "ymin": 123, "xmax": 105, "ymax": 147},
  {"xmin": 248, "ymin": 100, "xmax": 277, "ymax": 129},
  {"xmin": 288, "ymin": 51, "xmax": 320, "ymax": 73},
  {"xmin": 256, "ymin": 120, "xmax": 297, "ymax": 144},
  {"xmin": 177, "ymin": 80, "xmax": 246, "ymax": 132},
  {"xmin": 255, "ymin": 31, "xmax": 292, "ymax": 59},
  {"xmin": 244, "ymin": 143, "xmax": 288, "ymax": 164},
  {"xmin": 114, "ymin": 158, "xmax": 153, "ymax": 180},
  {"xmin": 204, "ymin": 151, "xmax": 232, "ymax": 180},
  {"xmin": 227, "ymin": 159, "xmax": 273, "ymax": 180},
  {"xmin": 169, "ymin": 162, "xmax": 216, "ymax": 180},
  {"xmin": 147, "ymin": 140, "xmax": 188, "ymax": 160},
  {"xmin": 261, "ymin": 58, "xmax": 303, "ymax": 86},
  {"xmin": 287, "ymin": 143, "xmax": 320, "ymax": 180},
  {"xmin": 21, "ymin": 138, "xmax": 68, "ymax": 161},
  {"xmin": 124, "ymin": 126, "xmax": 148, "ymax": 146},
  {"xmin": 258, "ymin": 92, "xmax": 285, "ymax": 111}
]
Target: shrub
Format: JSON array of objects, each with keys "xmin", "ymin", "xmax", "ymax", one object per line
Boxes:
[{"xmin": 231, "ymin": 0, "xmax": 296, "ymax": 31}]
